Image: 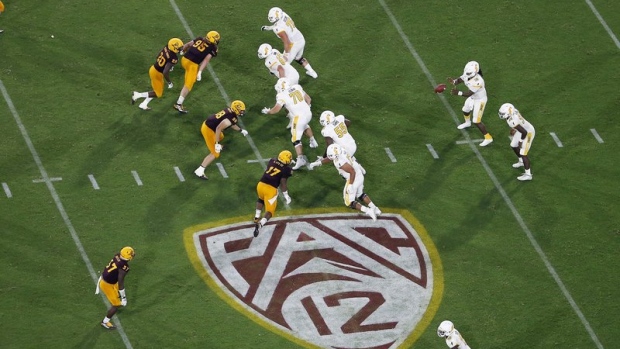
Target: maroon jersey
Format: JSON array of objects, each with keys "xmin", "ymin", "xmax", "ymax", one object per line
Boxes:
[
  {"xmin": 205, "ymin": 108, "xmax": 239, "ymax": 131},
  {"xmin": 184, "ymin": 37, "xmax": 218, "ymax": 64},
  {"xmin": 260, "ymin": 158, "xmax": 292, "ymax": 188},
  {"xmin": 153, "ymin": 46, "xmax": 178, "ymax": 73},
  {"xmin": 101, "ymin": 254, "xmax": 130, "ymax": 284}
]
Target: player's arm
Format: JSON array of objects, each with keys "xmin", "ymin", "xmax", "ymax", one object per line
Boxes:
[
  {"xmin": 279, "ymin": 177, "xmax": 288, "ymax": 192},
  {"xmin": 451, "ymin": 87, "xmax": 473, "ymax": 97},
  {"xmin": 117, "ymin": 268, "xmax": 127, "ymax": 291},
  {"xmin": 263, "ymin": 102, "xmax": 284, "ymax": 114},
  {"xmin": 340, "ymin": 163, "xmax": 356, "ymax": 186},
  {"xmin": 344, "ymin": 119, "xmax": 351, "ymax": 127},
  {"xmin": 199, "ymin": 54, "xmax": 213, "ymax": 73},
  {"xmin": 181, "ymin": 40, "xmax": 194, "ymax": 54},
  {"xmin": 163, "ymin": 62, "xmax": 174, "ymax": 84},
  {"xmin": 448, "ymin": 76, "xmax": 462, "ymax": 85},
  {"xmin": 277, "ymin": 65, "xmax": 286, "ymax": 78},
  {"xmin": 215, "ymin": 119, "xmax": 232, "ymax": 142},
  {"xmin": 515, "ymin": 124, "xmax": 528, "ymax": 140},
  {"xmin": 277, "ymin": 31, "xmax": 292, "ymax": 54},
  {"xmin": 303, "ymin": 92, "xmax": 312, "ymax": 105}
]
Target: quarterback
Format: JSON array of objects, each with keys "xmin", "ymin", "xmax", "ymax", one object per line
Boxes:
[
  {"xmin": 96, "ymin": 247, "xmax": 135, "ymax": 330},
  {"xmin": 449, "ymin": 61, "xmax": 493, "ymax": 147},
  {"xmin": 261, "ymin": 7, "xmax": 318, "ymax": 79},
  {"xmin": 499, "ymin": 103, "xmax": 536, "ymax": 181},
  {"xmin": 262, "ymin": 78, "xmax": 319, "ymax": 170}
]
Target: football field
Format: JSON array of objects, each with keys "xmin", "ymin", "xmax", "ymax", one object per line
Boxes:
[{"xmin": 1, "ymin": 1, "xmax": 619, "ymax": 348}]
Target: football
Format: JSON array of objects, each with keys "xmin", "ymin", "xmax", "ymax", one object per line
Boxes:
[{"xmin": 434, "ymin": 84, "xmax": 446, "ymax": 93}]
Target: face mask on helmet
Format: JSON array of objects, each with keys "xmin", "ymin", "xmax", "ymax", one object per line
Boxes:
[
  {"xmin": 120, "ymin": 246, "xmax": 135, "ymax": 261},
  {"xmin": 437, "ymin": 320, "xmax": 454, "ymax": 338},
  {"xmin": 231, "ymin": 100, "xmax": 246, "ymax": 116},
  {"xmin": 463, "ymin": 61, "xmax": 479, "ymax": 79},
  {"xmin": 168, "ymin": 38, "xmax": 183, "ymax": 53},
  {"xmin": 498, "ymin": 103, "xmax": 514, "ymax": 119},
  {"xmin": 257, "ymin": 43, "xmax": 272, "ymax": 59},
  {"xmin": 277, "ymin": 150, "xmax": 292, "ymax": 164},
  {"xmin": 206, "ymin": 31, "xmax": 220, "ymax": 45},
  {"xmin": 320, "ymin": 111, "xmax": 335, "ymax": 127},
  {"xmin": 326, "ymin": 144, "xmax": 342, "ymax": 160},
  {"xmin": 268, "ymin": 7, "xmax": 283, "ymax": 23},
  {"xmin": 274, "ymin": 78, "xmax": 289, "ymax": 93}
]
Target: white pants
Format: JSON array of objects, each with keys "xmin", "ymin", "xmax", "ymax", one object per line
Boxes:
[
  {"xmin": 462, "ymin": 97, "xmax": 487, "ymax": 123},
  {"xmin": 510, "ymin": 130, "xmax": 536, "ymax": 156}
]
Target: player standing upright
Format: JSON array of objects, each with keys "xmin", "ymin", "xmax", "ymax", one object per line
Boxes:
[
  {"xmin": 499, "ymin": 103, "xmax": 536, "ymax": 181},
  {"xmin": 449, "ymin": 61, "xmax": 493, "ymax": 147},
  {"xmin": 96, "ymin": 247, "xmax": 135, "ymax": 330},
  {"xmin": 253, "ymin": 150, "xmax": 293, "ymax": 237},
  {"xmin": 437, "ymin": 320, "xmax": 471, "ymax": 349},
  {"xmin": 261, "ymin": 7, "xmax": 318, "ymax": 79}
]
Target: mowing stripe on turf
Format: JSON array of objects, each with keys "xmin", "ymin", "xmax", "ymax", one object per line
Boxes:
[
  {"xmin": 88, "ymin": 174, "xmax": 100, "ymax": 190},
  {"xmin": 0, "ymin": 79, "xmax": 134, "ymax": 348},
  {"xmin": 376, "ymin": 2, "xmax": 605, "ymax": 348},
  {"xmin": 590, "ymin": 128, "xmax": 604, "ymax": 143},
  {"xmin": 425, "ymin": 144, "xmax": 439, "ymax": 159},
  {"xmin": 550, "ymin": 132, "xmax": 564, "ymax": 147},
  {"xmin": 2, "ymin": 182, "xmax": 12, "ymax": 198},
  {"xmin": 585, "ymin": 0, "xmax": 620, "ymax": 50},
  {"xmin": 174, "ymin": 166, "xmax": 186, "ymax": 182}
]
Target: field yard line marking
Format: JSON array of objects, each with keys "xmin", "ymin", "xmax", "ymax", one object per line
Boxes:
[
  {"xmin": 33, "ymin": 177, "xmax": 62, "ymax": 183},
  {"xmin": 376, "ymin": 2, "xmax": 605, "ymax": 348},
  {"xmin": 2, "ymin": 182, "xmax": 12, "ymax": 198},
  {"xmin": 131, "ymin": 170, "xmax": 143, "ymax": 186},
  {"xmin": 585, "ymin": 0, "xmax": 620, "ymax": 50},
  {"xmin": 425, "ymin": 144, "xmax": 439, "ymax": 159},
  {"xmin": 0, "ymin": 79, "xmax": 134, "ymax": 348},
  {"xmin": 456, "ymin": 139, "xmax": 483, "ymax": 145},
  {"xmin": 247, "ymin": 159, "xmax": 262, "ymax": 163},
  {"xmin": 384, "ymin": 147, "xmax": 398, "ymax": 162},
  {"xmin": 550, "ymin": 132, "xmax": 564, "ymax": 147},
  {"xmin": 174, "ymin": 166, "xmax": 186, "ymax": 182},
  {"xmin": 590, "ymin": 129, "xmax": 604, "ymax": 143},
  {"xmin": 168, "ymin": 0, "xmax": 267, "ymax": 170},
  {"xmin": 88, "ymin": 174, "xmax": 100, "ymax": 190},
  {"xmin": 216, "ymin": 163, "xmax": 229, "ymax": 178}
]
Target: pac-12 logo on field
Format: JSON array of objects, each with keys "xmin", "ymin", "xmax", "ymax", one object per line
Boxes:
[{"xmin": 184, "ymin": 209, "xmax": 443, "ymax": 349}]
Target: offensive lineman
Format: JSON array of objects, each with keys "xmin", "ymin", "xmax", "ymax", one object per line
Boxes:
[
  {"xmin": 309, "ymin": 110, "xmax": 357, "ymax": 170},
  {"xmin": 257, "ymin": 43, "xmax": 300, "ymax": 85}
]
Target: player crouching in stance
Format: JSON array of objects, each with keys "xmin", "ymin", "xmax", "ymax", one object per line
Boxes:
[
  {"xmin": 309, "ymin": 110, "xmax": 357, "ymax": 170},
  {"xmin": 194, "ymin": 100, "xmax": 249, "ymax": 180},
  {"xmin": 96, "ymin": 246, "xmax": 135, "ymax": 330},
  {"xmin": 449, "ymin": 61, "xmax": 493, "ymax": 147},
  {"xmin": 326, "ymin": 144, "xmax": 381, "ymax": 221},
  {"xmin": 253, "ymin": 150, "xmax": 293, "ymax": 237},
  {"xmin": 132, "ymin": 38, "xmax": 183, "ymax": 110},
  {"xmin": 499, "ymin": 103, "xmax": 535, "ymax": 181},
  {"xmin": 437, "ymin": 320, "xmax": 471, "ymax": 349}
]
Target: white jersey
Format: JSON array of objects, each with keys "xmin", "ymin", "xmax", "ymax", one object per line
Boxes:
[
  {"xmin": 332, "ymin": 147, "xmax": 364, "ymax": 182},
  {"xmin": 276, "ymin": 84, "xmax": 311, "ymax": 118},
  {"xmin": 272, "ymin": 14, "xmax": 304, "ymax": 43},
  {"xmin": 507, "ymin": 111, "xmax": 535, "ymax": 134},
  {"xmin": 321, "ymin": 115, "xmax": 357, "ymax": 156},
  {"xmin": 445, "ymin": 329, "xmax": 471, "ymax": 349},
  {"xmin": 264, "ymin": 50, "xmax": 300, "ymax": 85},
  {"xmin": 460, "ymin": 74, "xmax": 487, "ymax": 101}
]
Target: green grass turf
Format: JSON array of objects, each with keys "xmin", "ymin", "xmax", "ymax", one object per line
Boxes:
[{"xmin": 0, "ymin": 0, "xmax": 619, "ymax": 348}]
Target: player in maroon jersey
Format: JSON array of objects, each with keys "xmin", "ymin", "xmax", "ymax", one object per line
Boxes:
[
  {"xmin": 96, "ymin": 247, "xmax": 134, "ymax": 330},
  {"xmin": 253, "ymin": 150, "xmax": 293, "ymax": 237}
]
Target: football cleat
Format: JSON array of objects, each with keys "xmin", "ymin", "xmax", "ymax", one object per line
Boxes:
[
  {"xmin": 479, "ymin": 138, "xmax": 493, "ymax": 147},
  {"xmin": 131, "ymin": 91, "xmax": 139, "ymax": 105},
  {"xmin": 139, "ymin": 105, "xmax": 151, "ymax": 111},
  {"xmin": 291, "ymin": 155, "xmax": 307, "ymax": 170},
  {"xmin": 457, "ymin": 121, "xmax": 471, "ymax": 129},
  {"xmin": 309, "ymin": 138, "xmax": 318, "ymax": 148},
  {"xmin": 306, "ymin": 70, "xmax": 318, "ymax": 79},
  {"xmin": 373, "ymin": 206, "xmax": 382, "ymax": 216},
  {"xmin": 512, "ymin": 161, "xmax": 524, "ymax": 168},
  {"xmin": 173, "ymin": 104, "xmax": 188, "ymax": 114},
  {"xmin": 517, "ymin": 173, "xmax": 533, "ymax": 181},
  {"xmin": 366, "ymin": 208, "xmax": 377, "ymax": 222},
  {"xmin": 101, "ymin": 321, "xmax": 116, "ymax": 330},
  {"xmin": 253, "ymin": 222, "xmax": 262, "ymax": 237}
]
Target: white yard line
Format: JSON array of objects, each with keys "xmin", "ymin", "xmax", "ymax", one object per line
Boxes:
[
  {"xmin": 384, "ymin": 147, "xmax": 398, "ymax": 162},
  {"xmin": 174, "ymin": 166, "xmax": 186, "ymax": 182},
  {"xmin": 2, "ymin": 182, "xmax": 12, "ymax": 198},
  {"xmin": 216, "ymin": 163, "xmax": 229, "ymax": 178},
  {"xmin": 0, "ymin": 80, "xmax": 134, "ymax": 348},
  {"xmin": 376, "ymin": 1, "xmax": 604, "ymax": 348},
  {"xmin": 88, "ymin": 174, "xmax": 100, "ymax": 190},
  {"xmin": 590, "ymin": 129, "xmax": 604, "ymax": 143},
  {"xmin": 425, "ymin": 144, "xmax": 439, "ymax": 159},
  {"xmin": 585, "ymin": 0, "xmax": 620, "ymax": 50},
  {"xmin": 456, "ymin": 139, "xmax": 483, "ymax": 145},
  {"xmin": 550, "ymin": 132, "xmax": 564, "ymax": 148},
  {"xmin": 33, "ymin": 177, "xmax": 62, "ymax": 183},
  {"xmin": 131, "ymin": 170, "xmax": 143, "ymax": 186}
]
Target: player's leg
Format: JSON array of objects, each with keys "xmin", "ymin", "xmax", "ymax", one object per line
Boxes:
[
  {"xmin": 293, "ymin": 41, "xmax": 317, "ymax": 78},
  {"xmin": 517, "ymin": 132, "xmax": 534, "ymax": 181},
  {"xmin": 473, "ymin": 101, "xmax": 493, "ymax": 146},
  {"xmin": 458, "ymin": 98, "xmax": 474, "ymax": 129}
]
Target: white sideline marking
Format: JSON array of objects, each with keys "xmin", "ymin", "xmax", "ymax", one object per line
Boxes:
[
  {"xmin": 33, "ymin": 177, "xmax": 62, "ymax": 183},
  {"xmin": 384, "ymin": 147, "xmax": 397, "ymax": 162},
  {"xmin": 216, "ymin": 163, "xmax": 229, "ymax": 178},
  {"xmin": 377, "ymin": 2, "xmax": 604, "ymax": 348},
  {"xmin": 456, "ymin": 139, "xmax": 483, "ymax": 145},
  {"xmin": 174, "ymin": 166, "xmax": 185, "ymax": 182},
  {"xmin": 0, "ymin": 79, "xmax": 134, "ymax": 348},
  {"xmin": 247, "ymin": 159, "xmax": 261, "ymax": 163},
  {"xmin": 2, "ymin": 182, "xmax": 12, "ymax": 198},
  {"xmin": 88, "ymin": 174, "xmax": 100, "ymax": 190},
  {"xmin": 425, "ymin": 144, "xmax": 439, "ymax": 159},
  {"xmin": 550, "ymin": 132, "xmax": 564, "ymax": 148},
  {"xmin": 585, "ymin": 0, "xmax": 620, "ymax": 50},
  {"xmin": 131, "ymin": 170, "xmax": 143, "ymax": 186},
  {"xmin": 590, "ymin": 129, "xmax": 604, "ymax": 143}
]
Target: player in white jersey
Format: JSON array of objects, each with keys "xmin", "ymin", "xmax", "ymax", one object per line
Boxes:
[
  {"xmin": 308, "ymin": 110, "xmax": 357, "ymax": 170},
  {"xmin": 262, "ymin": 78, "xmax": 319, "ymax": 170},
  {"xmin": 326, "ymin": 144, "xmax": 381, "ymax": 220},
  {"xmin": 437, "ymin": 320, "xmax": 472, "ymax": 349},
  {"xmin": 257, "ymin": 43, "xmax": 300, "ymax": 85},
  {"xmin": 499, "ymin": 103, "xmax": 536, "ymax": 181},
  {"xmin": 449, "ymin": 61, "xmax": 493, "ymax": 147},
  {"xmin": 261, "ymin": 7, "xmax": 318, "ymax": 79}
]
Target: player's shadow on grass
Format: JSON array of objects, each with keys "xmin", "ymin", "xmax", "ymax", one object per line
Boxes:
[{"xmin": 71, "ymin": 326, "xmax": 104, "ymax": 349}]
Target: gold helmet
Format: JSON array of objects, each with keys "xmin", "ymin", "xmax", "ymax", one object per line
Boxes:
[
  {"xmin": 120, "ymin": 246, "xmax": 135, "ymax": 261},
  {"xmin": 167, "ymin": 38, "xmax": 184, "ymax": 53},
  {"xmin": 230, "ymin": 100, "xmax": 246, "ymax": 116},
  {"xmin": 206, "ymin": 31, "xmax": 221, "ymax": 45},
  {"xmin": 278, "ymin": 150, "xmax": 293, "ymax": 165}
]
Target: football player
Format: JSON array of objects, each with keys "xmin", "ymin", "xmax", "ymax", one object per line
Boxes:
[
  {"xmin": 173, "ymin": 31, "xmax": 220, "ymax": 114},
  {"xmin": 96, "ymin": 247, "xmax": 135, "ymax": 330},
  {"xmin": 0, "ymin": 0, "xmax": 6, "ymax": 33},
  {"xmin": 309, "ymin": 110, "xmax": 357, "ymax": 170},
  {"xmin": 448, "ymin": 61, "xmax": 493, "ymax": 147},
  {"xmin": 257, "ymin": 43, "xmax": 300, "ymax": 85},
  {"xmin": 437, "ymin": 320, "xmax": 471, "ymax": 349},
  {"xmin": 194, "ymin": 100, "xmax": 248, "ymax": 180},
  {"xmin": 131, "ymin": 38, "xmax": 183, "ymax": 110},
  {"xmin": 262, "ymin": 78, "xmax": 319, "ymax": 170},
  {"xmin": 499, "ymin": 103, "xmax": 536, "ymax": 181},
  {"xmin": 253, "ymin": 150, "xmax": 294, "ymax": 237},
  {"xmin": 326, "ymin": 143, "xmax": 381, "ymax": 220},
  {"xmin": 261, "ymin": 7, "xmax": 318, "ymax": 79}
]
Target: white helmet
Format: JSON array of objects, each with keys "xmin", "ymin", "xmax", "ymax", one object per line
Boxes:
[
  {"xmin": 437, "ymin": 320, "xmax": 454, "ymax": 338},
  {"xmin": 326, "ymin": 143, "xmax": 343, "ymax": 161},
  {"xmin": 274, "ymin": 78, "xmax": 289, "ymax": 93},
  {"xmin": 498, "ymin": 103, "xmax": 516, "ymax": 119},
  {"xmin": 257, "ymin": 43, "xmax": 272, "ymax": 59},
  {"xmin": 463, "ymin": 61, "xmax": 479, "ymax": 79},
  {"xmin": 268, "ymin": 7, "xmax": 283, "ymax": 23},
  {"xmin": 320, "ymin": 110, "xmax": 335, "ymax": 127}
]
